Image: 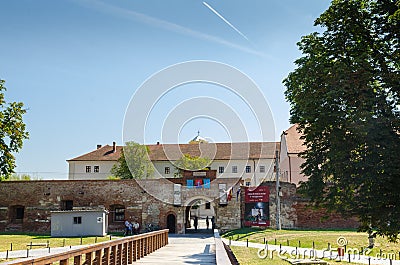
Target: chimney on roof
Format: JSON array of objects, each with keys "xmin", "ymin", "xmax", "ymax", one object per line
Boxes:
[
  {"xmin": 113, "ymin": 142, "xmax": 116, "ymax": 153},
  {"xmin": 97, "ymin": 144, "xmax": 102, "ymax": 149}
]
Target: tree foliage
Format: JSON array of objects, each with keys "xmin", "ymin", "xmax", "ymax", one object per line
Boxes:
[
  {"xmin": 0, "ymin": 79, "xmax": 29, "ymax": 181},
  {"xmin": 174, "ymin": 154, "xmax": 211, "ymax": 177},
  {"xmin": 283, "ymin": 0, "xmax": 400, "ymax": 240},
  {"xmin": 111, "ymin": 142, "xmax": 154, "ymax": 179}
]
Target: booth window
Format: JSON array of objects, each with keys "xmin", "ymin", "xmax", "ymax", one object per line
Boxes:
[{"xmin": 73, "ymin": 216, "xmax": 82, "ymax": 224}]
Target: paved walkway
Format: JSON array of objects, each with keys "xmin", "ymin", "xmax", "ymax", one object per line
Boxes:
[{"xmin": 136, "ymin": 233, "xmax": 216, "ymax": 265}]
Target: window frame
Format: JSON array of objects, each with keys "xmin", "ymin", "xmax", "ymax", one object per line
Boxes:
[
  {"xmin": 218, "ymin": 166, "xmax": 224, "ymax": 174},
  {"xmin": 260, "ymin": 165, "xmax": 265, "ymax": 173},
  {"xmin": 73, "ymin": 216, "xmax": 82, "ymax": 224},
  {"xmin": 245, "ymin": 165, "xmax": 251, "ymax": 173},
  {"xmin": 165, "ymin": 166, "xmax": 170, "ymax": 174},
  {"xmin": 94, "ymin": 165, "xmax": 99, "ymax": 173},
  {"xmin": 85, "ymin": 166, "xmax": 91, "ymax": 173},
  {"xmin": 232, "ymin": 166, "xmax": 238, "ymax": 173}
]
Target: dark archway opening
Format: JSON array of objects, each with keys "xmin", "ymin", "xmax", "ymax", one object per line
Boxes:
[
  {"xmin": 185, "ymin": 199, "xmax": 215, "ymax": 234},
  {"xmin": 167, "ymin": 214, "xmax": 176, "ymax": 233}
]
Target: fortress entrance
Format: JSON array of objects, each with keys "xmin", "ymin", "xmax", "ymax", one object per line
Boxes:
[{"xmin": 184, "ymin": 196, "xmax": 215, "ymax": 234}]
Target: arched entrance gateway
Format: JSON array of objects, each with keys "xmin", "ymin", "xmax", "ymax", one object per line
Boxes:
[
  {"xmin": 166, "ymin": 170, "xmax": 242, "ymax": 234},
  {"xmin": 184, "ymin": 196, "xmax": 216, "ymax": 234}
]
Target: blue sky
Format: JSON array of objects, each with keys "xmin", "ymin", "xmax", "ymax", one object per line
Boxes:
[{"xmin": 0, "ymin": 0, "xmax": 330, "ymax": 179}]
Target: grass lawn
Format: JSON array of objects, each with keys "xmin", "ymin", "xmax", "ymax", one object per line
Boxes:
[
  {"xmin": 222, "ymin": 228, "xmax": 400, "ymax": 258},
  {"xmin": 230, "ymin": 245, "xmax": 355, "ymax": 265},
  {"xmin": 0, "ymin": 233, "xmax": 121, "ymax": 252}
]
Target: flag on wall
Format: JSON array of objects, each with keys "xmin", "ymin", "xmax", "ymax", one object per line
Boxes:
[
  {"xmin": 187, "ymin": 179, "xmax": 194, "ymax": 189},
  {"xmin": 203, "ymin": 179, "xmax": 211, "ymax": 189},
  {"xmin": 227, "ymin": 187, "xmax": 233, "ymax": 201},
  {"xmin": 236, "ymin": 187, "xmax": 241, "ymax": 201}
]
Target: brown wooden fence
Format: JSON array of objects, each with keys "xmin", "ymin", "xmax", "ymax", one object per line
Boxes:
[{"xmin": 3, "ymin": 229, "xmax": 169, "ymax": 265}]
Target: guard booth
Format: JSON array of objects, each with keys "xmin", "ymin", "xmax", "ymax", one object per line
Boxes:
[{"xmin": 51, "ymin": 209, "xmax": 108, "ymax": 237}]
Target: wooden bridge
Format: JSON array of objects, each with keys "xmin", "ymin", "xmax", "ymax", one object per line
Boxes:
[{"xmin": 3, "ymin": 230, "xmax": 169, "ymax": 265}]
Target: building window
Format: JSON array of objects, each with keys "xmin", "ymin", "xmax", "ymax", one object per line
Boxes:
[
  {"xmin": 205, "ymin": 202, "xmax": 211, "ymax": 209},
  {"xmin": 232, "ymin": 166, "xmax": 238, "ymax": 173},
  {"xmin": 86, "ymin": 166, "xmax": 91, "ymax": 173},
  {"xmin": 218, "ymin": 166, "xmax": 224, "ymax": 174},
  {"xmin": 165, "ymin": 167, "xmax": 170, "ymax": 174},
  {"xmin": 246, "ymin": 165, "xmax": 251, "ymax": 173},
  {"xmin": 246, "ymin": 181, "xmax": 251, "ymax": 186},
  {"xmin": 94, "ymin": 166, "xmax": 99, "ymax": 173},
  {"xmin": 61, "ymin": 200, "xmax": 73, "ymax": 210},
  {"xmin": 73, "ymin": 216, "xmax": 82, "ymax": 224},
  {"xmin": 260, "ymin": 166, "xmax": 265, "ymax": 173},
  {"xmin": 111, "ymin": 205, "xmax": 125, "ymax": 222}
]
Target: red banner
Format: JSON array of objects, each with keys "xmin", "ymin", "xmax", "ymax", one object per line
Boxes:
[
  {"xmin": 245, "ymin": 186, "xmax": 269, "ymax": 203},
  {"xmin": 244, "ymin": 186, "xmax": 270, "ymax": 227}
]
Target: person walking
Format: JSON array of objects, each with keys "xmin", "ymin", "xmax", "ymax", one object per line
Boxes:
[{"xmin": 194, "ymin": 216, "xmax": 198, "ymax": 232}]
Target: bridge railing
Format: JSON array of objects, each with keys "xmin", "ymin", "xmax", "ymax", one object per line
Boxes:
[{"xmin": 3, "ymin": 229, "xmax": 169, "ymax": 265}]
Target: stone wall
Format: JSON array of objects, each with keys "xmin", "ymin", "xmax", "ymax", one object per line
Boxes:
[
  {"xmin": 0, "ymin": 179, "xmax": 358, "ymax": 234},
  {"xmin": 294, "ymin": 199, "xmax": 359, "ymax": 229},
  {"xmin": 0, "ymin": 178, "xmax": 242, "ymax": 234},
  {"xmin": 240, "ymin": 181, "xmax": 359, "ymax": 230}
]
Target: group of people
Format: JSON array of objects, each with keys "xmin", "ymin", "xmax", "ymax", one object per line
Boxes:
[
  {"xmin": 192, "ymin": 216, "xmax": 215, "ymax": 231},
  {"xmin": 124, "ymin": 220, "xmax": 140, "ymax": 236}
]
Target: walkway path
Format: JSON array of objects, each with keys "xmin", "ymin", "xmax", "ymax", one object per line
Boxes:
[{"xmin": 135, "ymin": 233, "xmax": 216, "ymax": 265}]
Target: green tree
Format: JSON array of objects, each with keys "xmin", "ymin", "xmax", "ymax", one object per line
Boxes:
[
  {"xmin": 283, "ymin": 0, "xmax": 400, "ymax": 240},
  {"xmin": 111, "ymin": 141, "xmax": 154, "ymax": 179},
  {"xmin": 7, "ymin": 174, "xmax": 42, "ymax": 181},
  {"xmin": 0, "ymin": 79, "xmax": 29, "ymax": 181},
  {"xmin": 174, "ymin": 154, "xmax": 211, "ymax": 177}
]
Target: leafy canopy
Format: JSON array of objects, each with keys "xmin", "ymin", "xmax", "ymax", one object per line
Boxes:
[
  {"xmin": 111, "ymin": 141, "xmax": 154, "ymax": 179},
  {"xmin": 283, "ymin": 0, "xmax": 400, "ymax": 240},
  {"xmin": 174, "ymin": 154, "xmax": 211, "ymax": 177},
  {"xmin": 0, "ymin": 79, "xmax": 29, "ymax": 180}
]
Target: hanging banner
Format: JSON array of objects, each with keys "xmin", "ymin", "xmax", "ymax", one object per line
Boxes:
[
  {"xmin": 219, "ymin": 183, "xmax": 227, "ymax": 205},
  {"xmin": 173, "ymin": 184, "xmax": 182, "ymax": 205},
  {"xmin": 244, "ymin": 186, "xmax": 270, "ymax": 226}
]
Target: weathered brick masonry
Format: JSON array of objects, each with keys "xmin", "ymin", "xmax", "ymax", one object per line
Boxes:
[{"xmin": 0, "ymin": 180, "xmax": 358, "ymax": 234}]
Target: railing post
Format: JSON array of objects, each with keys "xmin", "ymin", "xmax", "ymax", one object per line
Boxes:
[
  {"xmin": 110, "ymin": 245, "xmax": 117, "ymax": 265},
  {"xmin": 134, "ymin": 239, "xmax": 138, "ymax": 261},
  {"xmin": 117, "ymin": 244, "xmax": 123, "ymax": 265},
  {"xmin": 74, "ymin": 255, "xmax": 82, "ymax": 265},
  {"xmin": 128, "ymin": 240, "xmax": 133, "ymax": 264},
  {"xmin": 122, "ymin": 242, "xmax": 128, "ymax": 265},
  {"xmin": 103, "ymin": 247, "xmax": 110, "ymax": 265},
  {"xmin": 85, "ymin": 252, "xmax": 93, "ymax": 265},
  {"xmin": 94, "ymin": 249, "xmax": 102, "ymax": 265}
]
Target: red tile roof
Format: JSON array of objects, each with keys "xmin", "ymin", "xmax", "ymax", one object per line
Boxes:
[
  {"xmin": 67, "ymin": 142, "xmax": 280, "ymax": 162},
  {"xmin": 284, "ymin": 124, "xmax": 306, "ymax": 154}
]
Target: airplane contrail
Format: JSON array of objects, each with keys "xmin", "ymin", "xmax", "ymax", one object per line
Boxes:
[{"xmin": 203, "ymin": 1, "xmax": 249, "ymax": 42}]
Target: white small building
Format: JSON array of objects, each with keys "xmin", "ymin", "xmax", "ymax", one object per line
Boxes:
[{"xmin": 51, "ymin": 210, "xmax": 108, "ymax": 237}]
